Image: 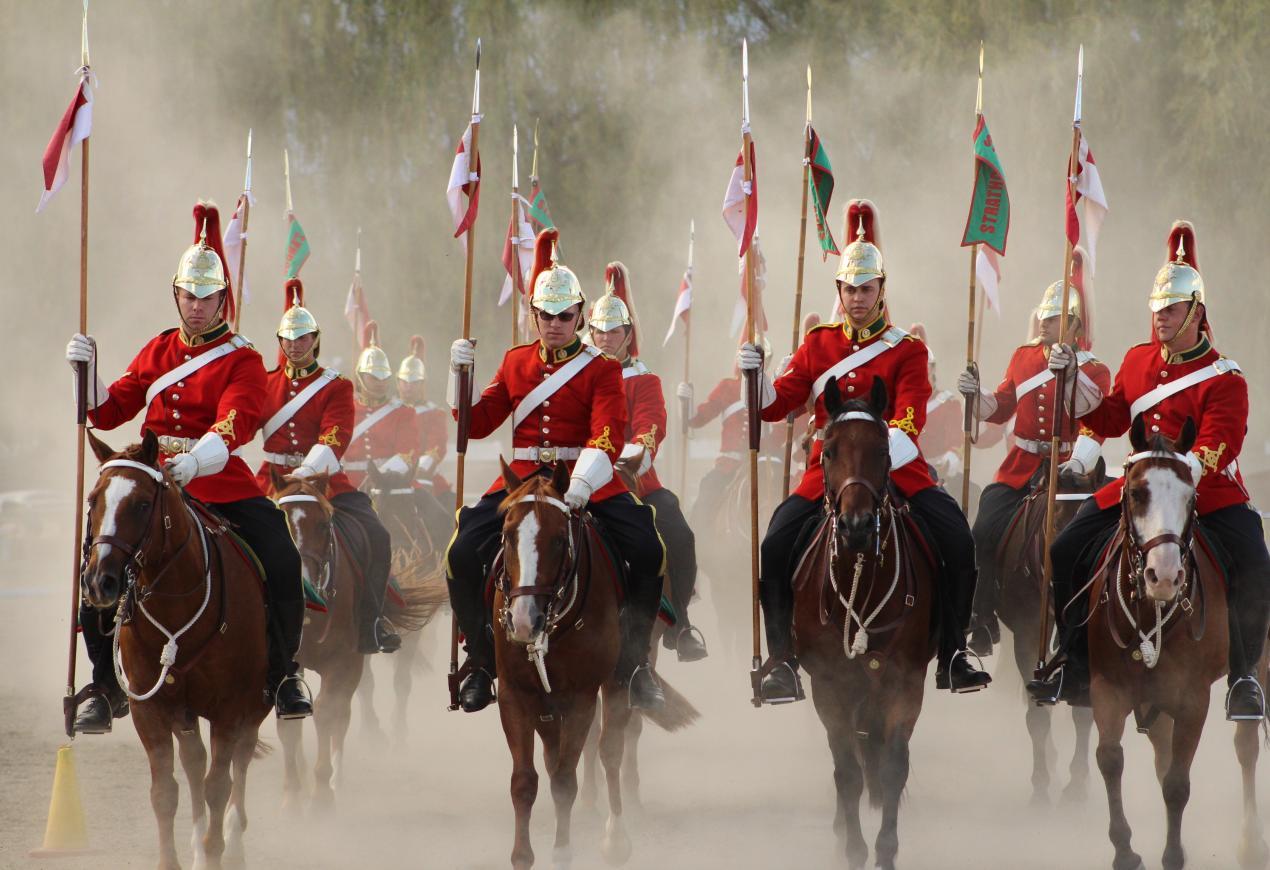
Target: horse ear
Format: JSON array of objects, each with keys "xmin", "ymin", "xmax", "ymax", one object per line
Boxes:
[
  {"xmin": 823, "ymin": 376, "xmax": 843, "ymax": 417},
  {"xmin": 139, "ymin": 429, "xmax": 159, "ymax": 466},
  {"xmin": 869, "ymin": 376, "xmax": 888, "ymax": 417},
  {"xmin": 366, "ymin": 460, "xmax": 384, "ymax": 488},
  {"xmin": 1176, "ymin": 417, "xmax": 1197, "ymax": 454},
  {"xmin": 309, "ymin": 472, "xmax": 330, "ymax": 494},
  {"xmin": 500, "ymin": 456, "xmax": 522, "ymax": 493},
  {"xmin": 87, "ymin": 429, "xmax": 116, "ymax": 463},
  {"xmin": 269, "ymin": 465, "xmax": 287, "ymax": 495},
  {"xmin": 551, "ymin": 460, "xmax": 571, "ymax": 495},
  {"xmin": 1129, "ymin": 415, "xmax": 1148, "ymax": 453}
]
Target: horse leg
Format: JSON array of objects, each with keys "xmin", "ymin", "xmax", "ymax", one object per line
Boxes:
[
  {"xmin": 580, "ymin": 704, "xmax": 601, "ymax": 816},
  {"xmin": 1093, "ymin": 689, "xmax": 1142, "ymax": 870},
  {"xmin": 200, "ymin": 722, "xmax": 236, "ymax": 869},
  {"xmin": 175, "ymin": 724, "xmax": 209, "ymax": 870},
  {"xmin": 392, "ymin": 629, "xmax": 419, "ymax": 748},
  {"xmin": 546, "ymin": 698, "xmax": 596, "ymax": 869},
  {"xmin": 499, "ymin": 691, "xmax": 539, "ymax": 870},
  {"xmin": 134, "ymin": 707, "xmax": 182, "ymax": 870},
  {"xmin": 357, "ymin": 656, "xmax": 386, "ymax": 741},
  {"xmin": 1062, "ymin": 705, "xmax": 1094, "ymax": 804},
  {"xmin": 873, "ymin": 702, "xmax": 916, "ymax": 870},
  {"xmin": 1013, "ymin": 617, "xmax": 1055, "ymax": 804},
  {"xmin": 1154, "ymin": 705, "xmax": 1201, "ymax": 870},
  {"xmin": 622, "ymin": 710, "xmax": 645, "ymax": 815},
  {"xmin": 599, "ymin": 681, "xmax": 633, "ymax": 866},
  {"xmin": 813, "ymin": 683, "xmax": 868, "ymax": 869},
  {"xmin": 312, "ymin": 677, "xmax": 336, "ymax": 811},
  {"xmin": 1235, "ymin": 718, "xmax": 1269, "ymax": 869},
  {"xmin": 223, "ymin": 729, "xmax": 257, "ymax": 869},
  {"xmin": 1145, "ymin": 715, "xmax": 1175, "ymax": 785},
  {"xmin": 276, "ymin": 716, "xmax": 304, "ymax": 814},
  {"xmin": 326, "ymin": 669, "xmax": 359, "ymax": 794}
]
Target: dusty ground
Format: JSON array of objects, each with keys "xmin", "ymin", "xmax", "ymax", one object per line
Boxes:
[{"xmin": 1, "ymin": 557, "xmax": 1263, "ymax": 870}]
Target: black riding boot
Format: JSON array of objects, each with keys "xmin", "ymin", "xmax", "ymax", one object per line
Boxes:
[
  {"xmin": 357, "ymin": 567, "xmax": 401, "ymax": 655},
  {"xmin": 934, "ymin": 568, "xmax": 992, "ymax": 693},
  {"xmin": 758, "ymin": 577, "xmax": 804, "ymax": 704},
  {"xmin": 617, "ymin": 575, "xmax": 665, "ymax": 710},
  {"xmin": 664, "ymin": 558, "xmax": 708, "ymax": 663},
  {"xmin": 74, "ymin": 603, "xmax": 129, "ymax": 735},
  {"xmin": 269, "ymin": 602, "xmax": 313, "ymax": 719},
  {"xmin": 1027, "ymin": 616, "xmax": 1091, "ymax": 707},
  {"xmin": 1226, "ymin": 593, "xmax": 1270, "ymax": 721},
  {"xmin": 446, "ymin": 572, "xmax": 496, "ymax": 713}
]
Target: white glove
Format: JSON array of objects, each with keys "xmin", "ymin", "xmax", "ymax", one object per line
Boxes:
[
  {"xmin": 1057, "ymin": 458, "xmax": 1085, "ymax": 476},
  {"xmin": 736, "ymin": 342, "xmax": 763, "ymax": 372},
  {"xmin": 450, "ymin": 338, "xmax": 476, "ymax": 371},
  {"xmin": 290, "ymin": 464, "xmax": 317, "ymax": 479},
  {"xmin": 564, "ymin": 477, "xmax": 593, "ymax": 511},
  {"xmin": 938, "ymin": 449, "xmax": 963, "ymax": 480},
  {"xmin": 956, "ymin": 368, "xmax": 979, "ymax": 397},
  {"xmin": 676, "ymin": 382, "xmax": 693, "ymax": 402},
  {"xmin": 418, "ymin": 454, "xmax": 437, "ymax": 475},
  {"xmin": 1184, "ymin": 452, "xmax": 1203, "ymax": 485},
  {"xmin": 66, "ymin": 334, "xmax": 95, "ymax": 367},
  {"xmin": 888, "ymin": 427, "xmax": 921, "ymax": 469},
  {"xmin": 165, "ymin": 453, "xmax": 200, "ymax": 486},
  {"xmin": 1048, "ymin": 343, "xmax": 1077, "ymax": 375},
  {"xmin": 378, "ymin": 454, "xmax": 410, "ymax": 476}
]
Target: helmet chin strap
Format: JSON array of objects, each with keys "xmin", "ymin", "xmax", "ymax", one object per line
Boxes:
[
  {"xmin": 173, "ymin": 288, "xmax": 226, "ymax": 336},
  {"xmin": 1163, "ymin": 298, "xmax": 1202, "ymax": 348}
]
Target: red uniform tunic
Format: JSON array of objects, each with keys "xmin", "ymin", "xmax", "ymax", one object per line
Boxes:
[
  {"xmin": 689, "ymin": 376, "xmax": 782, "ymax": 470},
  {"xmin": 983, "ymin": 344, "xmax": 1112, "ymax": 489},
  {"xmin": 253, "ymin": 362, "xmax": 356, "ymax": 497},
  {"xmin": 462, "ymin": 338, "xmax": 628, "ymax": 501},
  {"xmin": 89, "ymin": 325, "xmax": 265, "ymax": 504},
  {"xmin": 1083, "ymin": 339, "xmax": 1248, "ymax": 514},
  {"xmin": 621, "ymin": 359, "xmax": 667, "ymax": 498},
  {"xmin": 342, "ymin": 397, "xmax": 419, "ymax": 490},
  {"xmin": 407, "ymin": 401, "xmax": 452, "ymax": 495},
  {"xmin": 921, "ymin": 391, "xmax": 963, "ymax": 459},
  {"xmin": 760, "ymin": 316, "xmax": 936, "ymax": 501}
]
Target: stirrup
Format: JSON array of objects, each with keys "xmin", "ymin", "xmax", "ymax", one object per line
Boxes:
[
  {"xmin": 1028, "ymin": 663, "xmax": 1065, "ymax": 707},
  {"xmin": 1226, "ymin": 676, "xmax": 1267, "ymax": 722},
  {"xmin": 627, "ymin": 662, "xmax": 664, "ymax": 710},
  {"xmin": 753, "ymin": 659, "xmax": 805, "ymax": 707},
  {"xmin": 675, "ymin": 625, "xmax": 709, "ymax": 662},
  {"xmin": 273, "ymin": 672, "xmax": 314, "ymax": 720}
]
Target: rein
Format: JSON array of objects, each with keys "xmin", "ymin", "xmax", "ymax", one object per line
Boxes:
[{"xmin": 278, "ymin": 492, "xmax": 336, "ymax": 595}]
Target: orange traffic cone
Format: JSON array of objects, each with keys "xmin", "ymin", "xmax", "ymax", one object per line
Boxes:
[{"xmin": 29, "ymin": 745, "xmax": 90, "ymax": 857}]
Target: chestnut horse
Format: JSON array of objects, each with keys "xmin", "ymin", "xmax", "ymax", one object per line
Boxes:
[
  {"xmin": 495, "ymin": 459, "xmax": 660, "ymax": 869},
  {"xmin": 996, "ymin": 465, "xmax": 1100, "ymax": 804},
  {"xmin": 794, "ymin": 377, "xmax": 936, "ymax": 870},
  {"xmin": 1086, "ymin": 416, "xmax": 1266, "ymax": 870},
  {"xmin": 82, "ymin": 430, "xmax": 269, "ymax": 870}
]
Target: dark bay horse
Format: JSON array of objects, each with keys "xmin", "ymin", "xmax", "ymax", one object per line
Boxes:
[
  {"xmin": 793, "ymin": 377, "xmax": 936, "ymax": 870},
  {"xmin": 495, "ymin": 459, "xmax": 700, "ymax": 869},
  {"xmin": 1087, "ymin": 417, "xmax": 1266, "ymax": 870},
  {"xmin": 82, "ymin": 430, "xmax": 270, "ymax": 869},
  {"xmin": 996, "ymin": 464, "xmax": 1100, "ymax": 804}
]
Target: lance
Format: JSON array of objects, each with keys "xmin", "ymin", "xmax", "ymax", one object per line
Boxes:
[
  {"xmin": 283, "ymin": 147, "xmax": 294, "ymax": 213},
  {"xmin": 449, "ymin": 39, "xmax": 482, "ymax": 709},
  {"xmin": 960, "ymin": 43, "xmax": 985, "ymax": 513},
  {"xmin": 351, "ymin": 227, "xmax": 363, "ymax": 363},
  {"xmin": 232, "ymin": 128, "xmax": 252, "ymax": 332},
  {"xmin": 510, "ymin": 124, "xmax": 525, "ymax": 345},
  {"xmin": 781, "ymin": 65, "xmax": 813, "ymax": 499},
  {"xmin": 63, "ymin": 0, "xmax": 92, "ymax": 738},
  {"xmin": 678, "ymin": 220, "xmax": 695, "ymax": 496},
  {"xmin": 1036, "ymin": 45, "xmax": 1084, "ymax": 673},
  {"xmin": 739, "ymin": 39, "xmax": 765, "ymax": 703}
]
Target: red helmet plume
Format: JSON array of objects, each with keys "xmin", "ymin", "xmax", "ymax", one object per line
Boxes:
[
  {"xmin": 528, "ymin": 228, "xmax": 559, "ymax": 296},
  {"xmin": 842, "ymin": 199, "xmax": 881, "ymax": 249},
  {"xmin": 190, "ymin": 202, "xmax": 235, "ymax": 324},
  {"xmin": 362, "ymin": 320, "xmax": 379, "ymax": 351}
]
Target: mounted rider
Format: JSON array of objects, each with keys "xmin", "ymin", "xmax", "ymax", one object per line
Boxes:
[
  {"xmin": 909, "ymin": 322, "xmax": 966, "ymax": 487},
  {"xmin": 342, "ymin": 323, "xmax": 420, "ymax": 494},
  {"xmin": 255, "ymin": 278, "xmax": 401, "ymax": 655},
  {"xmin": 588, "ymin": 261, "xmax": 708, "ymax": 662},
  {"xmin": 1029, "ymin": 221, "xmax": 1270, "ymax": 720},
  {"xmin": 64, "ymin": 202, "xmax": 312, "ymax": 733},
  {"xmin": 741, "ymin": 199, "xmax": 992, "ymax": 703},
  {"xmin": 958, "ymin": 256, "xmax": 1111, "ymax": 656},
  {"xmin": 445, "ymin": 228, "xmax": 667, "ymax": 713},
  {"xmin": 396, "ymin": 335, "xmax": 453, "ymax": 498}
]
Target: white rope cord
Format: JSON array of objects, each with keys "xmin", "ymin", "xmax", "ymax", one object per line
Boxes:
[
  {"xmin": 831, "ymin": 512, "xmax": 902, "ymax": 659},
  {"xmin": 113, "ymin": 500, "xmax": 212, "ymax": 701},
  {"xmin": 1115, "ymin": 562, "xmax": 1183, "ymax": 670},
  {"xmin": 509, "ymin": 493, "xmax": 574, "ymax": 693}
]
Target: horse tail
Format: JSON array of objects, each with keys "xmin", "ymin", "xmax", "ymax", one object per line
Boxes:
[
  {"xmin": 253, "ymin": 739, "xmax": 273, "ymax": 760},
  {"xmin": 860, "ymin": 729, "xmax": 885, "ymax": 809},
  {"xmin": 385, "ymin": 566, "xmax": 449, "ymax": 633},
  {"xmin": 640, "ymin": 674, "xmax": 700, "ymax": 732}
]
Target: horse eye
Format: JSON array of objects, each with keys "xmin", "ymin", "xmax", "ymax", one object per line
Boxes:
[
  {"xmin": 822, "ymin": 447, "xmax": 835, "ymax": 461},
  {"xmin": 138, "ymin": 501, "xmax": 152, "ymax": 511}
]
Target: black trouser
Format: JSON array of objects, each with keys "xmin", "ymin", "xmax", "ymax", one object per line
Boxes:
[
  {"xmin": 446, "ymin": 483, "xmax": 666, "ymax": 678},
  {"xmin": 759, "ymin": 485, "xmax": 979, "ymax": 665},
  {"xmin": 970, "ymin": 482, "xmax": 1030, "ymax": 627},
  {"xmin": 1052, "ymin": 499, "xmax": 1270, "ymax": 687},
  {"xmin": 331, "ymin": 490, "xmax": 393, "ymax": 636},
  {"xmin": 643, "ymin": 487, "xmax": 699, "ymax": 630},
  {"xmin": 691, "ymin": 463, "xmax": 738, "ymax": 528},
  {"xmin": 81, "ymin": 496, "xmax": 305, "ymax": 692}
]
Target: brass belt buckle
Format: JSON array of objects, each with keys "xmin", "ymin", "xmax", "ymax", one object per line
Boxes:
[{"xmin": 538, "ymin": 448, "xmax": 557, "ymax": 463}]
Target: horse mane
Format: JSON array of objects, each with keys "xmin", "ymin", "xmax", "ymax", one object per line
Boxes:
[
  {"xmin": 498, "ymin": 475, "xmax": 563, "ymax": 523},
  {"xmin": 274, "ymin": 476, "xmax": 334, "ymax": 517}
]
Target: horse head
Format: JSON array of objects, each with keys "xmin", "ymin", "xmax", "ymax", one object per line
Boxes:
[
  {"xmin": 497, "ymin": 458, "xmax": 574, "ymax": 645},
  {"xmin": 821, "ymin": 375, "xmax": 891, "ymax": 550},
  {"xmin": 82, "ymin": 429, "xmax": 169, "ymax": 609},
  {"xmin": 272, "ymin": 469, "xmax": 334, "ymax": 594},
  {"xmin": 1124, "ymin": 415, "xmax": 1199, "ymax": 604}
]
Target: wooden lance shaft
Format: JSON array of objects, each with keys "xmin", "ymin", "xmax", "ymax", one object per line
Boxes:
[
  {"xmin": 1036, "ymin": 123, "xmax": 1082, "ymax": 669},
  {"xmin": 678, "ymin": 314, "xmax": 691, "ymax": 496},
  {"xmin": 782, "ymin": 125, "xmax": 812, "ymax": 499},
  {"xmin": 65, "ymin": 136, "xmax": 90, "ymax": 737},
  {"xmin": 740, "ymin": 132, "xmax": 763, "ymax": 672},
  {"xmin": 232, "ymin": 195, "xmax": 251, "ymax": 333},
  {"xmin": 960, "ymin": 242, "xmax": 979, "ymax": 513}
]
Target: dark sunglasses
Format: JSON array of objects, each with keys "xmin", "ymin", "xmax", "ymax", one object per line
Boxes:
[{"xmin": 535, "ymin": 310, "xmax": 578, "ymax": 323}]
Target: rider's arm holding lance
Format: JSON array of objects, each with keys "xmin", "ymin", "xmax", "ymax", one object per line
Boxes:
[
  {"xmin": 298, "ymin": 377, "xmax": 354, "ymax": 479},
  {"xmin": 741, "ymin": 340, "xmax": 813, "ymax": 423},
  {"xmin": 66, "ymin": 341, "xmax": 147, "ymax": 430},
  {"xmin": 620, "ymin": 373, "xmax": 666, "ymax": 477},
  {"xmin": 958, "ymin": 348, "xmax": 1016, "ymax": 428},
  {"xmin": 686, "ymin": 379, "xmax": 729, "ymax": 429},
  {"xmin": 448, "ymin": 349, "xmax": 511, "ymax": 438},
  {"xmin": 885, "ymin": 342, "xmax": 934, "ymax": 471},
  {"xmin": 566, "ymin": 356, "xmax": 628, "ymax": 509}
]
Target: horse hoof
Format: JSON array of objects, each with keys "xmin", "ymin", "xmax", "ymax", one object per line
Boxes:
[
  {"xmin": 1113, "ymin": 853, "xmax": 1145, "ymax": 870},
  {"xmin": 601, "ymin": 816, "xmax": 632, "ymax": 866},
  {"xmin": 552, "ymin": 845, "xmax": 573, "ymax": 870},
  {"xmin": 224, "ymin": 805, "xmax": 246, "ymax": 868},
  {"xmin": 1239, "ymin": 837, "xmax": 1270, "ymax": 870},
  {"xmin": 1162, "ymin": 846, "xmax": 1186, "ymax": 870},
  {"xmin": 1028, "ymin": 789, "xmax": 1050, "ymax": 810},
  {"xmin": 310, "ymin": 786, "xmax": 335, "ymax": 815},
  {"xmin": 1061, "ymin": 779, "xmax": 1088, "ymax": 805}
]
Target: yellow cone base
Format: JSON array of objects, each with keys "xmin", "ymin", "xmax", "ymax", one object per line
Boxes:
[{"xmin": 29, "ymin": 745, "xmax": 91, "ymax": 857}]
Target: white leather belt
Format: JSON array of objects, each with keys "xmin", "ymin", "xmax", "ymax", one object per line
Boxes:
[
  {"xmin": 157, "ymin": 435, "xmax": 242, "ymax": 458},
  {"xmin": 343, "ymin": 460, "xmax": 370, "ymax": 471},
  {"xmin": 512, "ymin": 446, "xmax": 581, "ymax": 463},
  {"xmin": 1016, "ymin": 437, "xmax": 1073, "ymax": 455},
  {"xmin": 264, "ymin": 451, "xmax": 306, "ymax": 468}
]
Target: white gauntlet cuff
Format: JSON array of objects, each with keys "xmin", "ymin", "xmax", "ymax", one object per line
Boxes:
[
  {"xmin": 888, "ymin": 427, "xmax": 920, "ymax": 470},
  {"xmin": 571, "ymin": 447, "xmax": 614, "ymax": 493},
  {"xmin": 299, "ymin": 443, "xmax": 341, "ymax": 476},
  {"xmin": 1069, "ymin": 434, "xmax": 1102, "ymax": 474},
  {"xmin": 189, "ymin": 432, "xmax": 230, "ymax": 478}
]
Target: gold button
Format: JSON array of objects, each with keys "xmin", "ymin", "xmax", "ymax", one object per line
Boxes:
[
  {"xmin": 1038, "ymin": 405, "xmax": 1046, "ymax": 412},
  {"xmin": 177, "ymin": 381, "xmax": 185, "ymax": 388},
  {"xmin": 543, "ymin": 415, "xmax": 551, "ymax": 422},
  {"xmin": 1151, "ymin": 425, "xmax": 1160, "ymax": 433},
  {"xmin": 1039, "ymin": 428, "xmax": 1046, "ymax": 435},
  {"xmin": 172, "ymin": 394, "xmax": 179, "ymax": 401},
  {"xmin": 1161, "ymin": 371, "xmax": 1169, "ymax": 378},
  {"xmin": 288, "ymin": 422, "xmax": 295, "ymax": 428},
  {"xmin": 543, "ymin": 428, "xmax": 550, "ymax": 434},
  {"xmin": 847, "ymin": 386, "xmax": 855, "ymax": 393},
  {"xmin": 848, "ymin": 372, "xmax": 857, "ymax": 379},
  {"xmin": 543, "ymin": 400, "xmax": 551, "ymax": 407},
  {"xmin": 175, "ymin": 425, "xmax": 183, "ymax": 431},
  {"xmin": 172, "ymin": 410, "xmax": 181, "ymax": 419},
  {"xmin": 289, "ymin": 391, "xmax": 297, "ymax": 397},
  {"xmin": 184, "ymin": 355, "xmax": 192, "ymax": 361},
  {"xmin": 852, "ymin": 345, "xmax": 860, "ymax": 352},
  {"xmin": 544, "ymin": 441, "xmax": 552, "ymax": 447},
  {"xmin": 292, "ymin": 380, "xmax": 299, "ymax": 387}
]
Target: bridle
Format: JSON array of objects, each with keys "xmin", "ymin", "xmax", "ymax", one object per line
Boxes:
[
  {"xmin": 823, "ymin": 411, "xmax": 892, "ymax": 553},
  {"xmin": 277, "ymin": 492, "xmax": 335, "ymax": 594}
]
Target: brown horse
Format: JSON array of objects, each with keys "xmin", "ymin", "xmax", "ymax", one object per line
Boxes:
[
  {"xmin": 358, "ymin": 461, "xmax": 452, "ymax": 743},
  {"xmin": 793, "ymin": 377, "xmax": 936, "ymax": 870},
  {"xmin": 1087, "ymin": 416, "xmax": 1266, "ymax": 870},
  {"xmin": 81, "ymin": 430, "xmax": 270, "ymax": 870},
  {"xmin": 494, "ymin": 459, "xmax": 651, "ymax": 869},
  {"xmin": 996, "ymin": 464, "xmax": 1100, "ymax": 804}
]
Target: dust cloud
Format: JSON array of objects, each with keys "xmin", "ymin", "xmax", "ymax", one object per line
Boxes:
[{"xmin": 2, "ymin": 2, "xmax": 1268, "ymax": 868}]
